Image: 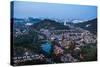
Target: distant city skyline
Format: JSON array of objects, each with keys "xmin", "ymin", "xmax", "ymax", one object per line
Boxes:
[{"xmin": 12, "ymin": 1, "xmax": 97, "ymax": 20}]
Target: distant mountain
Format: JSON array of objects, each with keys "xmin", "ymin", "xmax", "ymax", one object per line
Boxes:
[
  {"xmin": 28, "ymin": 17, "xmax": 41, "ymax": 24},
  {"xmin": 32, "ymin": 19, "xmax": 70, "ymax": 30},
  {"xmin": 74, "ymin": 18, "xmax": 97, "ymax": 34}
]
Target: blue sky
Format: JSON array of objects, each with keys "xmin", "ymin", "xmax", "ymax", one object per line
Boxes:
[{"xmin": 12, "ymin": 1, "xmax": 97, "ymax": 20}]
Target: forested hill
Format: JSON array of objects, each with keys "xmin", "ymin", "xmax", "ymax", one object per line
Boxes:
[
  {"xmin": 74, "ymin": 18, "xmax": 97, "ymax": 34},
  {"xmin": 32, "ymin": 19, "xmax": 70, "ymax": 30}
]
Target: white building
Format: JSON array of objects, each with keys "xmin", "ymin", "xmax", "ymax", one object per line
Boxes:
[{"xmin": 64, "ymin": 20, "xmax": 67, "ymax": 26}]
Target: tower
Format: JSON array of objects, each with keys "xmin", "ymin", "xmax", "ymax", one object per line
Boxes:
[{"xmin": 64, "ymin": 20, "xmax": 67, "ymax": 26}]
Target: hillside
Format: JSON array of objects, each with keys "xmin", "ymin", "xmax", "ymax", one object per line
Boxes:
[
  {"xmin": 74, "ymin": 18, "xmax": 97, "ymax": 34},
  {"xmin": 32, "ymin": 19, "xmax": 70, "ymax": 30}
]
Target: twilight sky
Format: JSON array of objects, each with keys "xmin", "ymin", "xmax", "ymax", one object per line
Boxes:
[{"xmin": 12, "ymin": 1, "xmax": 97, "ymax": 20}]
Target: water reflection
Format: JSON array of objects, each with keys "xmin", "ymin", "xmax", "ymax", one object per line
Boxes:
[{"xmin": 40, "ymin": 41, "xmax": 52, "ymax": 55}]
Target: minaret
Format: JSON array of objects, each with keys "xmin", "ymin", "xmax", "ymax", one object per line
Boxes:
[{"xmin": 64, "ymin": 20, "xmax": 67, "ymax": 26}]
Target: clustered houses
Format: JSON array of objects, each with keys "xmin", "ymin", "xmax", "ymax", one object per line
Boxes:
[
  {"xmin": 14, "ymin": 28, "xmax": 29, "ymax": 37},
  {"xmin": 13, "ymin": 20, "xmax": 97, "ymax": 64},
  {"xmin": 13, "ymin": 54, "xmax": 45, "ymax": 64},
  {"xmin": 39, "ymin": 27, "xmax": 96, "ymax": 55},
  {"xmin": 60, "ymin": 53, "xmax": 78, "ymax": 62},
  {"xmin": 54, "ymin": 45, "xmax": 64, "ymax": 55},
  {"xmin": 46, "ymin": 29, "xmax": 96, "ymax": 46},
  {"xmin": 14, "ymin": 22, "xmax": 34, "ymax": 37}
]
